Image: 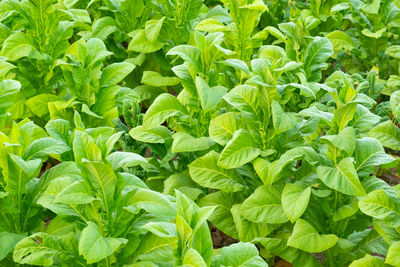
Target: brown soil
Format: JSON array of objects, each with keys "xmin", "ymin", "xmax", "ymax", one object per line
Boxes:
[{"xmin": 211, "ymin": 225, "xmax": 237, "ymax": 249}]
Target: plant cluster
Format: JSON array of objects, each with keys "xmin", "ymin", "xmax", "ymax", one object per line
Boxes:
[{"xmin": 1, "ymin": 0, "xmax": 400, "ymax": 266}]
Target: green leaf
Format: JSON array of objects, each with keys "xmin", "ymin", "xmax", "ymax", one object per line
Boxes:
[
  {"xmin": 129, "ymin": 125, "xmax": 171, "ymax": 144},
  {"xmin": 189, "ymin": 151, "xmax": 246, "ymax": 192},
  {"xmin": 317, "ymin": 157, "xmax": 366, "ymax": 196},
  {"xmin": 211, "ymin": 242, "xmax": 268, "ymax": 267},
  {"xmin": 81, "ymin": 161, "xmax": 117, "ymax": 215},
  {"xmin": 355, "ymin": 137, "xmax": 395, "ymax": 177},
  {"xmin": 1, "ymin": 32, "xmax": 34, "ymax": 61},
  {"xmin": 320, "ymin": 127, "xmax": 355, "ymax": 158},
  {"xmin": 0, "ymin": 79, "xmax": 20, "ymax": 116},
  {"xmin": 195, "ymin": 77, "xmax": 227, "ymax": 112},
  {"xmin": 145, "ymin": 17, "xmax": 164, "ymax": 43},
  {"xmin": 100, "ymin": 62, "xmax": 135, "ymax": 88},
  {"xmin": 79, "ymin": 222, "xmax": 127, "ymax": 264},
  {"xmin": 172, "ymin": 132, "xmax": 214, "ymax": 153},
  {"xmin": 287, "ymin": 219, "xmax": 338, "ymax": 253},
  {"xmin": 386, "ymin": 241, "xmax": 400, "ymax": 266},
  {"xmin": 209, "ymin": 112, "xmax": 238, "ymax": 146},
  {"xmin": 128, "ymin": 29, "xmax": 164, "ymax": 53},
  {"xmin": 223, "ymin": 59, "xmax": 250, "ymax": 74},
  {"xmin": 54, "ymin": 180, "xmax": 95, "ymax": 205},
  {"xmin": 349, "ymin": 254, "xmax": 386, "ymax": 266},
  {"xmin": 0, "ymin": 232, "xmax": 25, "ymax": 261},
  {"xmin": 141, "ymin": 71, "xmax": 180, "ymax": 87},
  {"xmin": 282, "ymin": 184, "xmax": 311, "ymax": 223},
  {"xmin": 326, "ymin": 30, "xmax": 355, "ymax": 57},
  {"xmin": 218, "ymin": 129, "xmax": 260, "ymax": 169},
  {"xmin": 23, "ymin": 137, "xmax": 70, "ymax": 160},
  {"xmin": 223, "ymin": 85, "xmax": 260, "ymax": 119},
  {"xmin": 271, "ymin": 100, "xmax": 298, "ymax": 134},
  {"xmin": 369, "ymin": 120, "xmax": 400, "ymax": 150},
  {"xmin": 391, "ymin": 90, "xmax": 400, "ymax": 121},
  {"xmin": 303, "ymin": 37, "xmax": 333, "ymax": 82},
  {"xmin": 107, "ymin": 151, "xmax": 148, "ymax": 170},
  {"xmin": 333, "ymin": 198, "xmax": 359, "ymax": 222},
  {"xmin": 240, "ymin": 185, "xmax": 288, "ymax": 224},
  {"xmin": 182, "ymin": 248, "xmax": 207, "ymax": 267},
  {"xmin": 332, "ymin": 102, "xmax": 358, "ymax": 133},
  {"xmin": 142, "ymin": 93, "xmax": 188, "ymax": 129},
  {"xmin": 25, "ymin": 94, "xmax": 61, "ymax": 118},
  {"xmin": 359, "ymin": 189, "xmax": 400, "ymax": 227},
  {"xmin": 13, "ymin": 233, "xmax": 62, "ymax": 266}
]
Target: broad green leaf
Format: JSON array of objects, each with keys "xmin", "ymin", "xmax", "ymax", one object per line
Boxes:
[
  {"xmin": 287, "ymin": 219, "xmax": 338, "ymax": 253},
  {"xmin": 100, "ymin": 62, "xmax": 135, "ymax": 88},
  {"xmin": 332, "ymin": 102, "xmax": 357, "ymax": 133},
  {"xmin": 326, "ymin": 30, "xmax": 355, "ymax": 57},
  {"xmin": 5, "ymin": 154, "xmax": 42, "ymax": 196},
  {"xmin": 209, "ymin": 112, "xmax": 238, "ymax": 145},
  {"xmin": 23, "ymin": 137, "xmax": 70, "ymax": 160},
  {"xmin": 13, "ymin": 233, "xmax": 62, "ymax": 266},
  {"xmin": 142, "ymin": 93, "xmax": 188, "ymax": 129},
  {"xmin": 189, "ymin": 151, "xmax": 246, "ymax": 192},
  {"xmin": 107, "ymin": 151, "xmax": 148, "ymax": 170},
  {"xmin": 1, "ymin": 32, "xmax": 34, "ymax": 61},
  {"xmin": 81, "ymin": 161, "xmax": 116, "ymax": 215},
  {"xmin": 133, "ymin": 233, "xmax": 175, "ymax": 263},
  {"xmin": 231, "ymin": 204, "xmax": 276, "ymax": 242},
  {"xmin": 223, "ymin": 85, "xmax": 260, "ymax": 119},
  {"xmin": 79, "ymin": 222, "xmax": 127, "ymax": 264},
  {"xmin": 0, "ymin": 79, "xmax": 20, "ymax": 119},
  {"xmin": 195, "ymin": 18, "xmax": 229, "ymax": 32},
  {"xmin": 224, "ymin": 59, "xmax": 250, "ymax": 74},
  {"xmin": 183, "ymin": 248, "xmax": 207, "ymax": 267},
  {"xmin": 25, "ymin": 94, "xmax": 60, "ymax": 118},
  {"xmin": 349, "ymin": 254, "xmax": 386, "ymax": 266},
  {"xmin": 211, "ymin": 242, "xmax": 268, "ymax": 267},
  {"xmin": 391, "ymin": 90, "xmax": 400, "ymax": 121},
  {"xmin": 141, "ymin": 71, "xmax": 180, "ymax": 87},
  {"xmin": 271, "ymin": 100, "xmax": 297, "ymax": 134},
  {"xmin": 359, "ymin": 189, "xmax": 400, "ymax": 227},
  {"xmin": 298, "ymin": 105, "xmax": 333, "ymax": 124},
  {"xmin": 386, "ymin": 241, "xmax": 400, "ymax": 266},
  {"xmin": 54, "ymin": 180, "xmax": 94, "ymax": 205},
  {"xmin": 355, "ymin": 137, "xmax": 395, "ymax": 177},
  {"xmin": 369, "ymin": 120, "xmax": 400, "ymax": 150},
  {"xmin": 317, "ymin": 158, "xmax": 366, "ymax": 196},
  {"xmin": 333, "ymin": 198, "xmax": 359, "ymax": 222},
  {"xmin": 145, "ymin": 17, "xmax": 164, "ymax": 43},
  {"xmin": 129, "ymin": 125, "xmax": 171, "ymax": 143},
  {"xmin": 195, "ymin": 77, "xmax": 227, "ymax": 112},
  {"xmin": 218, "ymin": 129, "xmax": 260, "ymax": 169},
  {"xmin": 282, "ymin": 184, "xmax": 311, "ymax": 223},
  {"xmin": 303, "ymin": 37, "xmax": 333, "ymax": 82},
  {"xmin": 171, "ymin": 132, "xmax": 214, "ymax": 153},
  {"xmin": 240, "ymin": 185, "xmax": 288, "ymax": 224},
  {"xmin": 320, "ymin": 126, "xmax": 355, "ymax": 159},
  {"xmin": 128, "ymin": 29, "xmax": 164, "ymax": 53},
  {"xmin": 0, "ymin": 232, "xmax": 25, "ymax": 261},
  {"xmin": 126, "ymin": 187, "xmax": 176, "ymax": 217}
]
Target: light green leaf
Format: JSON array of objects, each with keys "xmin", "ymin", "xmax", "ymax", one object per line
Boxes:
[
  {"xmin": 391, "ymin": 90, "xmax": 400, "ymax": 121},
  {"xmin": 81, "ymin": 161, "xmax": 117, "ymax": 215},
  {"xmin": 129, "ymin": 125, "xmax": 171, "ymax": 143},
  {"xmin": 195, "ymin": 77, "xmax": 227, "ymax": 112},
  {"xmin": 240, "ymin": 185, "xmax": 288, "ymax": 224},
  {"xmin": 211, "ymin": 242, "xmax": 268, "ymax": 267},
  {"xmin": 209, "ymin": 112, "xmax": 238, "ymax": 146},
  {"xmin": 349, "ymin": 254, "xmax": 386, "ymax": 266},
  {"xmin": 303, "ymin": 37, "xmax": 333, "ymax": 82},
  {"xmin": 359, "ymin": 189, "xmax": 400, "ymax": 227},
  {"xmin": 369, "ymin": 120, "xmax": 400, "ymax": 150},
  {"xmin": 172, "ymin": 132, "xmax": 214, "ymax": 153},
  {"xmin": 141, "ymin": 71, "xmax": 180, "ymax": 87},
  {"xmin": 287, "ymin": 219, "xmax": 338, "ymax": 253},
  {"xmin": 386, "ymin": 241, "xmax": 400, "ymax": 266},
  {"xmin": 100, "ymin": 62, "xmax": 135, "ymax": 88},
  {"xmin": 271, "ymin": 100, "xmax": 298, "ymax": 134},
  {"xmin": 79, "ymin": 222, "xmax": 127, "ymax": 264},
  {"xmin": 142, "ymin": 93, "xmax": 188, "ymax": 129},
  {"xmin": 107, "ymin": 151, "xmax": 148, "ymax": 170},
  {"xmin": 326, "ymin": 30, "xmax": 355, "ymax": 56},
  {"xmin": 189, "ymin": 151, "xmax": 246, "ymax": 192},
  {"xmin": 332, "ymin": 102, "xmax": 358, "ymax": 133},
  {"xmin": 317, "ymin": 158, "xmax": 366, "ymax": 196},
  {"xmin": 0, "ymin": 232, "xmax": 25, "ymax": 261},
  {"xmin": 23, "ymin": 137, "xmax": 70, "ymax": 160},
  {"xmin": 13, "ymin": 233, "xmax": 62, "ymax": 266},
  {"xmin": 54, "ymin": 180, "xmax": 95, "ymax": 205},
  {"xmin": 183, "ymin": 248, "xmax": 207, "ymax": 267},
  {"xmin": 218, "ymin": 129, "xmax": 260, "ymax": 169},
  {"xmin": 25, "ymin": 94, "xmax": 61, "ymax": 118},
  {"xmin": 1, "ymin": 32, "xmax": 34, "ymax": 61},
  {"xmin": 282, "ymin": 184, "xmax": 311, "ymax": 223},
  {"xmin": 355, "ymin": 137, "xmax": 395, "ymax": 177}
]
